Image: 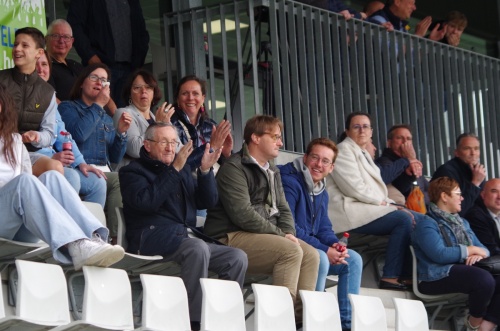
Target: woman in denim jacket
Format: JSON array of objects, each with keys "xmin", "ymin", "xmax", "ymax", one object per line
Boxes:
[
  {"xmin": 59, "ymin": 63, "xmax": 132, "ymax": 240},
  {"xmin": 412, "ymin": 177, "xmax": 500, "ymax": 330}
]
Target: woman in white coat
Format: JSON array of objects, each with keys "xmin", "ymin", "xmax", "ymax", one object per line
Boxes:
[{"xmin": 327, "ymin": 112, "xmax": 427, "ymax": 290}]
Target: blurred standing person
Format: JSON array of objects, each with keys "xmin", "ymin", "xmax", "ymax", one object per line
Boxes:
[
  {"xmin": 67, "ymin": 0, "xmax": 150, "ymax": 110},
  {"xmin": 113, "ymin": 69, "xmax": 174, "ymax": 170}
]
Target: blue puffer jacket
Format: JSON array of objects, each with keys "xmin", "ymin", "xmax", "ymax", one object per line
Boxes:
[
  {"xmin": 59, "ymin": 99, "xmax": 127, "ymax": 166},
  {"xmin": 119, "ymin": 146, "xmax": 218, "ymax": 255},
  {"xmin": 279, "ymin": 161, "xmax": 338, "ymax": 253},
  {"xmin": 412, "ymin": 208, "xmax": 489, "ymax": 282}
]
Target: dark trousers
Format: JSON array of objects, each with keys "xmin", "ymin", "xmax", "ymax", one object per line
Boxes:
[
  {"xmin": 419, "ymin": 264, "xmax": 500, "ymax": 325},
  {"xmin": 163, "ymin": 237, "xmax": 248, "ymax": 323}
]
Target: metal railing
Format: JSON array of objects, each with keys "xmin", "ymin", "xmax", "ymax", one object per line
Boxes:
[{"xmin": 164, "ymin": 0, "xmax": 500, "ymax": 177}]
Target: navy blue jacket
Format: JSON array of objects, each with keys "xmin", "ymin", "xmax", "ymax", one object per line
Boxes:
[
  {"xmin": 376, "ymin": 148, "xmax": 411, "ymax": 186},
  {"xmin": 279, "ymin": 162, "xmax": 338, "ymax": 253},
  {"xmin": 376, "ymin": 148, "xmax": 430, "ymax": 204},
  {"xmin": 119, "ymin": 147, "xmax": 218, "ymax": 255},
  {"xmin": 466, "ymin": 199, "xmax": 500, "ymax": 256},
  {"xmin": 432, "ymin": 157, "xmax": 483, "ymax": 216}
]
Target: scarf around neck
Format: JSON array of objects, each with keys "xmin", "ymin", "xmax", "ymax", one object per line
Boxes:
[{"xmin": 429, "ymin": 202, "xmax": 471, "ymax": 246}]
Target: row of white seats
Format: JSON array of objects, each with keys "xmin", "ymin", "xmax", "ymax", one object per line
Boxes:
[{"xmin": 0, "ymin": 259, "xmax": 434, "ymax": 331}]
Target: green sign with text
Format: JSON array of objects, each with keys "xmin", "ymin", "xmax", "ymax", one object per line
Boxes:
[{"xmin": 1, "ymin": 0, "xmax": 46, "ymax": 70}]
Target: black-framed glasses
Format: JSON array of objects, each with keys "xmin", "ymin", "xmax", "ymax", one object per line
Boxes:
[
  {"xmin": 147, "ymin": 139, "xmax": 179, "ymax": 148},
  {"xmin": 88, "ymin": 74, "xmax": 109, "ymax": 84},
  {"xmin": 47, "ymin": 34, "xmax": 73, "ymax": 42}
]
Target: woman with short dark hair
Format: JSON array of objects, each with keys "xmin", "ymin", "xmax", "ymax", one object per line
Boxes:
[
  {"xmin": 413, "ymin": 176, "xmax": 499, "ymax": 330},
  {"xmin": 113, "ymin": 69, "xmax": 172, "ymax": 170}
]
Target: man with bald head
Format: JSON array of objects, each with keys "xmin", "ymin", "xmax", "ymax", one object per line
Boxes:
[
  {"xmin": 432, "ymin": 133, "xmax": 486, "ymax": 216},
  {"xmin": 466, "ymin": 179, "xmax": 500, "ymax": 256}
]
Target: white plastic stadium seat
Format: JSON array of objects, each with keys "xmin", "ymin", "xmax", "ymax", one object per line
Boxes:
[
  {"xmin": 409, "ymin": 246, "xmax": 467, "ymax": 328},
  {"xmin": 136, "ymin": 274, "xmax": 191, "ymax": 331},
  {"xmin": 393, "ymin": 297, "xmax": 429, "ymax": 331},
  {"xmin": 349, "ymin": 294, "xmax": 387, "ymax": 331},
  {"xmin": 251, "ymin": 283, "xmax": 295, "ymax": 331},
  {"xmin": 299, "ymin": 290, "xmax": 342, "ymax": 331},
  {"xmin": 0, "ymin": 260, "xmax": 70, "ymax": 329},
  {"xmin": 200, "ymin": 278, "xmax": 246, "ymax": 331},
  {"xmin": 53, "ymin": 266, "xmax": 134, "ymax": 330}
]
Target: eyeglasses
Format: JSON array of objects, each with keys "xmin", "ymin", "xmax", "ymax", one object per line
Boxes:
[
  {"xmin": 147, "ymin": 139, "xmax": 179, "ymax": 148},
  {"xmin": 88, "ymin": 74, "xmax": 109, "ymax": 84},
  {"xmin": 308, "ymin": 154, "xmax": 333, "ymax": 166},
  {"xmin": 451, "ymin": 191, "xmax": 463, "ymax": 197},
  {"xmin": 132, "ymin": 84, "xmax": 154, "ymax": 93},
  {"xmin": 350, "ymin": 124, "xmax": 372, "ymax": 131},
  {"xmin": 263, "ymin": 132, "xmax": 283, "ymax": 142},
  {"xmin": 47, "ymin": 34, "xmax": 73, "ymax": 42}
]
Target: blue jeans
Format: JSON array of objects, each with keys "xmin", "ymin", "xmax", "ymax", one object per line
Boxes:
[
  {"xmin": 316, "ymin": 248, "xmax": 362, "ymax": 330},
  {"xmin": 77, "ymin": 168, "xmax": 107, "ymax": 207},
  {"xmin": 0, "ymin": 171, "xmax": 109, "ymax": 264},
  {"xmin": 63, "ymin": 167, "xmax": 80, "ymax": 193},
  {"xmin": 352, "ymin": 210, "xmax": 425, "ymax": 279}
]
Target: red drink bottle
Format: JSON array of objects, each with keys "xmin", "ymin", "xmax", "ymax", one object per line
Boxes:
[{"xmin": 337, "ymin": 232, "xmax": 349, "ymax": 252}]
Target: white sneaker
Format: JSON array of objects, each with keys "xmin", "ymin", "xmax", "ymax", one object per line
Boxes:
[{"xmin": 68, "ymin": 238, "xmax": 125, "ymax": 270}]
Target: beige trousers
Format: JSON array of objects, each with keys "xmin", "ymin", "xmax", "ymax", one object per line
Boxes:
[{"xmin": 222, "ymin": 231, "xmax": 319, "ymax": 306}]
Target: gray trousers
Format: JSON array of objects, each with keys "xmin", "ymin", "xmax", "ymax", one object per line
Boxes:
[{"xmin": 164, "ymin": 237, "xmax": 248, "ymax": 322}]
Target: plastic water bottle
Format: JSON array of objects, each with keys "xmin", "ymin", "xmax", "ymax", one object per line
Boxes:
[
  {"xmin": 60, "ymin": 131, "xmax": 72, "ymax": 151},
  {"xmin": 336, "ymin": 232, "xmax": 349, "ymax": 252}
]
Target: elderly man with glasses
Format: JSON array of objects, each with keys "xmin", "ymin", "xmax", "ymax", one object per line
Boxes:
[
  {"xmin": 45, "ymin": 19, "xmax": 117, "ymax": 114},
  {"xmin": 119, "ymin": 122, "xmax": 247, "ymax": 331}
]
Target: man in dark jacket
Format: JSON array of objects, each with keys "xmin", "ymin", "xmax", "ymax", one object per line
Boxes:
[
  {"xmin": 466, "ymin": 179, "xmax": 500, "ymax": 256},
  {"xmin": 376, "ymin": 124, "xmax": 429, "ymax": 204},
  {"xmin": 119, "ymin": 123, "xmax": 247, "ymax": 330},
  {"xmin": 432, "ymin": 133, "xmax": 486, "ymax": 216},
  {"xmin": 205, "ymin": 115, "xmax": 319, "ymax": 322}
]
